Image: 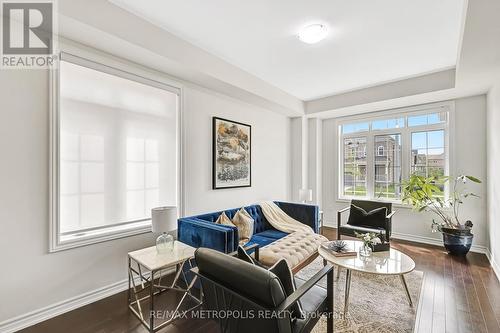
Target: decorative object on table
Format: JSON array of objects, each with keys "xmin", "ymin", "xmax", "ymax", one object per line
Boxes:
[
  {"xmin": 354, "ymin": 232, "xmax": 382, "ymax": 257},
  {"xmin": 371, "ymin": 241, "xmax": 391, "ymax": 252},
  {"xmin": 402, "ymin": 174, "xmax": 482, "ymax": 255},
  {"xmin": 151, "ymin": 206, "xmax": 177, "ymax": 254},
  {"xmin": 321, "ymin": 240, "xmax": 357, "ymax": 257},
  {"xmin": 299, "ymin": 188, "xmax": 313, "ymax": 203},
  {"xmin": 212, "ymin": 117, "xmax": 251, "ymax": 189},
  {"xmin": 296, "ymin": 256, "xmax": 423, "ymax": 333},
  {"xmin": 337, "ymin": 200, "xmax": 395, "ymax": 242}
]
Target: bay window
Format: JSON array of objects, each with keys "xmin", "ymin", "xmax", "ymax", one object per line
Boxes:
[{"xmin": 338, "ymin": 104, "xmax": 451, "ymax": 202}]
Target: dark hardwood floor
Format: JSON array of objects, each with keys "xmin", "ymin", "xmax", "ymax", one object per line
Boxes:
[{"xmin": 18, "ymin": 227, "xmax": 500, "ymax": 333}]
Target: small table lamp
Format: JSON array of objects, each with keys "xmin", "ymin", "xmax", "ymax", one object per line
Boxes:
[
  {"xmin": 152, "ymin": 206, "xmax": 177, "ymax": 254},
  {"xmin": 299, "ymin": 189, "xmax": 313, "ymax": 203}
]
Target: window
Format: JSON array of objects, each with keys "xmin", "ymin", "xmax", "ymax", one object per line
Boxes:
[
  {"xmin": 50, "ymin": 53, "xmax": 181, "ymax": 251},
  {"xmin": 377, "ymin": 146, "xmax": 385, "ymax": 156},
  {"xmin": 343, "ymin": 137, "xmax": 367, "ymax": 197},
  {"xmin": 338, "ymin": 106, "xmax": 450, "ymax": 202},
  {"xmin": 374, "ymin": 134, "xmax": 402, "ymax": 199}
]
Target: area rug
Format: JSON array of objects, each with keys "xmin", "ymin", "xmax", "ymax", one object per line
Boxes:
[{"xmin": 295, "ymin": 258, "xmax": 424, "ymax": 333}]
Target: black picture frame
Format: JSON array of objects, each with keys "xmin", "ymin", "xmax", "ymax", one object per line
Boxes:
[{"xmin": 212, "ymin": 117, "xmax": 252, "ymax": 189}]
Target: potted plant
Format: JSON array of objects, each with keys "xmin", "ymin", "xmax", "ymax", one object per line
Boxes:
[{"xmin": 402, "ymin": 174, "xmax": 481, "ymax": 255}]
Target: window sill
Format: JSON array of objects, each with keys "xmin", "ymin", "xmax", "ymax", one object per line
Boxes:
[{"xmin": 50, "ymin": 220, "xmax": 152, "ymax": 252}]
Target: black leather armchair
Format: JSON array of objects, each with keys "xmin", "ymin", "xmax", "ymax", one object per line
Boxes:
[
  {"xmin": 337, "ymin": 199, "xmax": 395, "ymax": 242},
  {"xmin": 192, "ymin": 248, "xmax": 334, "ymax": 333}
]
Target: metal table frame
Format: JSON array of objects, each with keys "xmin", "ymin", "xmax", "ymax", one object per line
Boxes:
[{"xmin": 128, "ymin": 256, "xmax": 202, "ymax": 332}]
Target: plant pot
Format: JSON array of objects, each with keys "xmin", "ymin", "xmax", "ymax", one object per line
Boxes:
[
  {"xmin": 441, "ymin": 227, "xmax": 472, "ymax": 236},
  {"xmin": 442, "ymin": 231, "xmax": 473, "ymax": 256}
]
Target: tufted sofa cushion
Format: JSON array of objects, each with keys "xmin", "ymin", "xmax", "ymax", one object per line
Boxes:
[{"xmin": 258, "ymin": 231, "xmax": 328, "ymax": 270}]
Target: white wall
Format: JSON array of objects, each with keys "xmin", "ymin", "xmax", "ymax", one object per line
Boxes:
[
  {"xmin": 320, "ymin": 95, "xmax": 488, "ymax": 249},
  {"xmin": 182, "ymin": 84, "xmax": 290, "ymax": 215},
  {"xmin": 0, "ymin": 64, "xmax": 290, "ymax": 323},
  {"xmin": 487, "ymin": 83, "xmax": 500, "ymax": 276}
]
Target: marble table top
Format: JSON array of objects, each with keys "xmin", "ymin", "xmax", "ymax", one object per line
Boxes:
[
  {"xmin": 319, "ymin": 240, "xmax": 415, "ymax": 275},
  {"xmin": 128, "ymin": 241, "xmax": 196, "ymax": 271}
]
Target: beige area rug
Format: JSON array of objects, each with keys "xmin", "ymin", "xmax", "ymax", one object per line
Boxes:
[{"xmin": 295, "ymin": 258, "xmax": 424, "ymax": 333}]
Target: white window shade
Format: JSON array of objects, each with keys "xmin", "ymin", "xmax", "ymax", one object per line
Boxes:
[{"xmin": 51, "ymin": 55, "xmax": 180, "ymax": 251}]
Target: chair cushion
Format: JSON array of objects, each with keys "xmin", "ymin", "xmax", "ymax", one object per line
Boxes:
[
  {"xmin": 269, "ymin": 259, "xmax": 304, "ymax": 320},
  {"xmin": 347, "ymin": 204, "xmax": 387, "ymax": 229}
]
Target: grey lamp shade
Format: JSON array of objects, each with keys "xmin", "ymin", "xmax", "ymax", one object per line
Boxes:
[
  {"xmin": 299, "ymin": 189, "xmax": 313, "ymax": 202},
  {"xmin": 151, "ymin": 206, "xmax": 177, "ymax": 233}
]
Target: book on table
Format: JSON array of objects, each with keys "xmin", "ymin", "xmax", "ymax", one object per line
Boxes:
[{"xmin": 321, "ymin": 240, "xmax": 357, "ymax": 257}]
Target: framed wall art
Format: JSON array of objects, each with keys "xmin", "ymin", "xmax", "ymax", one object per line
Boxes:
[{"xmin": 212, "ymin": 117, "xmax": 251, "ymax": 189}]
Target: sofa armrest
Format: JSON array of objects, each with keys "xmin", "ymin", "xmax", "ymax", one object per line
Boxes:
[
  {"xmin": 177, "ymin": 218, "xmax": 238, "ymax": 253},
  {"xmin": 275, "ymin": 201, "xmax": 320, "ymax": 233}
]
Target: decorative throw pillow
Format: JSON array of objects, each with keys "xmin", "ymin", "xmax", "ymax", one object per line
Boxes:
[
  {"xmin": 347, "ymin": 204, "xmax": 387, "ymax": 229},
  {"xmin": 215, "ymin": 211, "xmax": 235, "ymax": 227},
  {"xmin": 269, "ymin": 259, "xmax": 304, "ymax": 320},
  {"xmin": 236, "ymin": 245, "xmax": 266, "ymax": 268},
  {"xmin": 232, "ymin": 207, "xmax": 254, "ymax": 242},
  {"xmin": 237, "ymin": 245, "xmax": 256, "ymax": 265}
]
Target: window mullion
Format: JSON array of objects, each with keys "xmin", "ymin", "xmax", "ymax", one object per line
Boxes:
[{"xmin": 366, "ymin": 134, "xmax": 375, "ymax": 199}]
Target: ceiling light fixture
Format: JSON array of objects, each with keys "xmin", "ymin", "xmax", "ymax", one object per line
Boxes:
[{"xmin": 298, "ymin": 24, "xmax": 328, "ymax": 44}]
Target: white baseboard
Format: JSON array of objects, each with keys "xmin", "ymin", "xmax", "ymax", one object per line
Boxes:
[
  {"xmin": 0, "ymin": 278, "xmax": 129, "ymax": 333},
  {"xmin": 390, "ymin": 231, "xmax": 489, "ymax": 254},
  {"xmin": 485, "ymin": 249, "xmax": 500, "ymax": 282},
  {"xmin": 322, "ymin": 224, "xmax": 489, "ymax": 255},
  {"xmin": 0, "ymin": 267, "xmax": 175, "ymax": 333}
]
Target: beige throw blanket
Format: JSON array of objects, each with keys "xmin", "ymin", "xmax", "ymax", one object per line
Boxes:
[{"xmin": 259, "ymin": 201, "xmax": 313, "ymax": 234}]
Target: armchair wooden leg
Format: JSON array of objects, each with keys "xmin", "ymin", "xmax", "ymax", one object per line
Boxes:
[{"xmin": 326, "ymin": 267, "xmax": 334, "ymax": 333}]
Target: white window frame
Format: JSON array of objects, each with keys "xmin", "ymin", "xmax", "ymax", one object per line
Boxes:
[
  {"xmin": 49, "ymin": 51, "xmax": 183, "ymax": 252},
  {"xmin": 377, "ymin": 145, "xmax": 385, "ymax": 156},
  {"xmin": 336, "ymin": 101, "xmax": 454, "ymax": 204}
]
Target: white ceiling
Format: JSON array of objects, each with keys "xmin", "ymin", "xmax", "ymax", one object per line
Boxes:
[{"xmin": 110, "ymin": 0, "xmax": 466, "ymax": 101}]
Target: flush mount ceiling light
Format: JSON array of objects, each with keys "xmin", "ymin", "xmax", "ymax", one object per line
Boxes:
[{"xmin": 298, "ymin": 24, "xmax": 328, "ymax": 44}]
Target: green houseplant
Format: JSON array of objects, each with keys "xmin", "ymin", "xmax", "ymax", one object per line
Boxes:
[{"xmin": 402, "ymin": 174, "xmax": 481, "ymax": 255}]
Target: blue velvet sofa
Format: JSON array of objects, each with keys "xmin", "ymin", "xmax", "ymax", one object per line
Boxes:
[{"xmin": 177, "ymin": 201, "xmax": 319, "ymax": 254}]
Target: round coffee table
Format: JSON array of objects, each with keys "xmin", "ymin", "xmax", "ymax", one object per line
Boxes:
[{"xmin": 318, "ymin": 240, "xmax": 416, "ymax": 318}]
